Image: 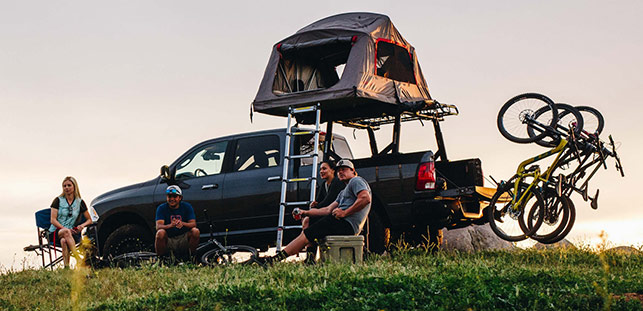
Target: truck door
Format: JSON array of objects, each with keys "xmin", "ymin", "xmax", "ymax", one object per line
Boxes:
[
  {"xmin": 220, "ymin": 134, "xmax": 282, "ymax": 241},
  {"xmin": 153, "ymin": 140, "xmax": 228, "ymax": 237}
]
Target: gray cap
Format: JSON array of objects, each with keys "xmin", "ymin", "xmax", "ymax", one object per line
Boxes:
[{"xmin": 336, "ymin": 158, "xmax": 355, "ymax": 171}]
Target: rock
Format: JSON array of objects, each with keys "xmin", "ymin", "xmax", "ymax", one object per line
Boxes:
[
  {"xmin": 441, "ymin": 223, "xmax": 515, "ymax": 251},
  {"xmin": 533, "ymin": 239, "xmax": 576, "ymax": 250},
  {"xmin": 605, "ymin": 246, "xmax": 642, "ymax": 255}
]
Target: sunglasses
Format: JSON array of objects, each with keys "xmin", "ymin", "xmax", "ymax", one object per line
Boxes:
[{"xmin": 167, "ymin": 194, "xmax": 180, "ymax": 198}]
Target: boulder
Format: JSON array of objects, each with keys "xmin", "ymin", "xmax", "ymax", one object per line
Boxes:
[
  {"xmin": 441, "ymin": 223, "xmax": 515, "ymax": 251},
  {"xmin": 605, "ymin": 246, "xmax": 642, "ymax": 255},
  {"xmin": 533, "ymin": 239, "xmax": 577, "ymax": 250}
]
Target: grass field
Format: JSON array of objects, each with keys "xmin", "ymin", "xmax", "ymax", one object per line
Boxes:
[{"xmin": 1, "ymin": 247, "xmax": 642, "ymax": 311}]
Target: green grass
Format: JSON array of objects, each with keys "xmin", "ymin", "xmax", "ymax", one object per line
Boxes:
[{"xmin": 1, "ymin": 248, "xmax": 642, "ymax": 310}]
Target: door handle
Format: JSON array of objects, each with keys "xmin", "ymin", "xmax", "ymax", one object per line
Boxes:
[
  {"xmin": 201, "ymin": 184, "xmax": 218, "ymax": 190},
  {"xmin": 267, "ymin": 176, "xmax": 281, "ymax": 182}
]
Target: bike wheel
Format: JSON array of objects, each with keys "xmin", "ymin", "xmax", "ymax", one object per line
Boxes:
[
  {"xmin": 487, "ymin": 182, "xmax": 545, "ymax": 241},
  {"xmin": 528, "ymin": 103, "xmax": 584, "ymax": 147},
  {"xmin": 526, "ymin": 189, "xmax": 571, "ymax": 242},
  {"xmin": 497, "ymin": 93, "xmax": 558, "ymax": 144},
  {"xmin": 541, "ymin": 196, "xmax": 576, "ymax": 244},
  {"xmin": 199, "ymin": 245, "xmax": 258, "ymax": 266},
  {"xmin": 576, "ymin": 106, "xmax": 604, "ymax": 136},
  {"xmin": 111, "ymin": 251, "xmax": 158, "ymax": 267}
]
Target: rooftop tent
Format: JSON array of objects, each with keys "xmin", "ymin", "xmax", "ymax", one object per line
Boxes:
[{"xmin": 252, "ymin": 12, "xmax": 433, "ymax": 123}]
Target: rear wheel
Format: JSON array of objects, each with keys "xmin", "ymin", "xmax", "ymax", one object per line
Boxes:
[
  {"xmin": 487, "ymin": 182, "xmax": 545, "ymax": 241},
  {"xmin": 527, "ymin": 189, "xmax": 571, "ymax": 242},
  {"xmin": 364, "ymin": 211, "xmax": 387, "ymax": 254},
  {"xmin": 199, "ymin": 245, "xmax": 258, "ymax": 266},
  {"xmin": 111, "ymin": 251, "xmax": 158, "ymax": 268},
  {"xmin": 497, "ymin": 93, "xmax": 558, "ymax": 144},
  {"xmin": 540, "ymin": 196, "xmax": 576, "ymax": 244},
  {"xmin": 528, "ymin": 103, "xmax": 584, "ymax": 147},
  {"xmin": 103, "ymin": 224, "xmax": 154, "ymax": 259}
]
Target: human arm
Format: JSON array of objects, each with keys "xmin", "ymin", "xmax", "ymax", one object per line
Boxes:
[
  {"xmin": 50, "ymin": 208, "xmax": 65, "ymax": 230},
  {"xmin": 332, "ymin": 189, "xmax": 371, "ymax": 219},
  {"xmin": 156, "ymin": 219, "xmax": 176, "ymax": 231},
  {"xmin": 302, "ymin": 201, "xmax": 338, "ymax": 217}
]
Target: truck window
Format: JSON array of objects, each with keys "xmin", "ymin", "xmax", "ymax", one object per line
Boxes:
[
  {"xmin": 175, "ymin": 141, "xmax": 228, "ymax": 180},
  {"xmin": 299, "ymin": 134, "xmax": 353, "ymax": 166},
  {"xmin": 233, "ymin": 135, "xmax": 281, "ymax": 172}
]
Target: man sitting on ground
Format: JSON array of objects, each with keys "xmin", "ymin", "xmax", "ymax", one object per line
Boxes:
[
  {"xmin": 262, "ymin": 159, "xmax": 371, "ymax": 264},
  {"xmin": 155, "ymin": 185, "xmax": 200, "ymax": 258}
]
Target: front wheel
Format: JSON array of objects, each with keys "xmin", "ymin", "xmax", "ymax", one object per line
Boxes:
[
  {"xmin": 103, "ymin": 224, "xmax": 154, "ymax": 259},
  {"xmin": 497, "ymin": 93, "xmax": 558, "ymax": 144},
  {"xmin": 199, "ymin": 245, "xmax": 258, "ymax": 266},
  {"xmin": 487, "ymin": 182, "xmax": 545, "ymax": 241},
  {"xmin": 527, "ymin": 189, "xmax": 571, "ymax": 242}
]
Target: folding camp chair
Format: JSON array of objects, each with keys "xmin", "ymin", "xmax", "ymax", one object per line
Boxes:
[{"xmin": 23, "ymin": 208, "xmax": 99, "ymax": 269}]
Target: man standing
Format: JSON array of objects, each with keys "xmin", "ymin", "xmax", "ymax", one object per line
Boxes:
[
  {"xmin": 155, "ymin": 185, "xmax": 200, "ymax": 258},
  {"xmin": 263, "ymin": 159, "xmax": 371, "ymax": 264}
]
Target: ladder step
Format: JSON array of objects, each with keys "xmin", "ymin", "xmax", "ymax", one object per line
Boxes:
[
  {"xmin": 287, "ymin": 154, "xmax": 316, "ymax": 160},
  {"xmin": 291, "ymin": 106, "xmax": 317, "ymax": 114},
  {"xmin": 281, "ymin": 201, "xmax": 310, "ymax": 207},
  {"xmin": 287, "ymin": 177, "xmax": 313, "ymax": 183},
  {"xmin": 284, "ymin": 225, "xmax": 303, "ymax": 230},
  {"xmin": 288, "ymin": 130, "xmax": 318, "ymax": 136}
]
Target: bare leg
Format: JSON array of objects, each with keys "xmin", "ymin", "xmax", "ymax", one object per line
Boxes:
[
  {"xmin": 282, "ymin": 231, "xmax": 310, "ymax": 257},
  {"xmin": 188, "ymin": 228, "xmax": 200, "ymax": 254},
  {"xmin": 60, "ymin": 237, "xmax": 69, "ymax": 267},
  {"xmin": 155, "ymin": 229, "xmax": 168, "ymax": 256},
  {"xmin": 59, "ymin": 228, "xmax": 77, "ymax": 267}
]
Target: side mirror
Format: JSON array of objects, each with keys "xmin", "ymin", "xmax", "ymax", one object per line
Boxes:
[{"xmin": 160, "ymin": 165, "xmax": 172, "ymax": 181}]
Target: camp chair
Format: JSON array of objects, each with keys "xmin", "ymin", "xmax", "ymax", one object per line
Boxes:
[{"xmin": 23, "ymin": 208, "xmax": 99, "ymax": 269}]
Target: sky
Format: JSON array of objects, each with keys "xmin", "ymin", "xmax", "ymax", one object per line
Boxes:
[{"xmin": 1, "ymin": 0, "xmax": 642, "ymax": 269}]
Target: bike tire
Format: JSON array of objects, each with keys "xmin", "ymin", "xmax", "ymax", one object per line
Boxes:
[
  {"xmin": 576, "ymin": 106, "xmax": 604, "ymax": 136},
  {"xmin": 540, "ymin": 196, "xmax": 576, "ymax": 244},
  {"xmin": 487, "ymin": 182, "xmax": 545, "ymax": 241},
  {"xmin": 111, "ymin": 251, "xmax": 158, "ymax": 267},
  {"xmin": 526, "ymin": 189, "xmax": 571, "ymax": 242},
  {"xmin": 497, "ymin": 93, "xmax": 558, "ymax": 144},
  {"xmin": 199, "ymin": 245, "xmax": 258, "ymax": 266},
  {"xmin": 528, "ymin": 103, "xmax": 584, "ymax": 148}
]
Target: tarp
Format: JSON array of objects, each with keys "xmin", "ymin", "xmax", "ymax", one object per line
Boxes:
[{"xmin": 252, "ymin": 12, "xmax": 433, "ymax": 123}]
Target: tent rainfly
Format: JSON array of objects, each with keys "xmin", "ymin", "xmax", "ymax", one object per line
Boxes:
[{"xmin": 252, "ymin": 12, "xmax": 433, "ymax": 124}]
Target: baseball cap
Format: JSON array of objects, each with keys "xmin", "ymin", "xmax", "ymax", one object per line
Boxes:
[
  {"xmin": 336, "ymin": 159, "xmax": 355, "ymax": 171},
  {"xmin": 166, "ymin": 185, "xmax": 182, "ymax": 196}
]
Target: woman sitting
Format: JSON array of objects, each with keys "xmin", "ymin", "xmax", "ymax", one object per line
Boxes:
[{"xmin": 48, "ymin": 176, "xmax": 93, "ymax": 268}]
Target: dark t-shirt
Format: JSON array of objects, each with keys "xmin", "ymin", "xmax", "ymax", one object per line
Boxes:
[
  {"xmin": 155, "ymin": 201, "xmax": 196, "ymax": 237},
  {"xmin": 315, "ymin": 177, "xmax": 345, "ymax": 208}
]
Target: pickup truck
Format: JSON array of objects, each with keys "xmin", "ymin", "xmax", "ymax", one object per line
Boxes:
[{"xmin": 92, "ymin": 120, "xmax": 485, "ymax": 257}]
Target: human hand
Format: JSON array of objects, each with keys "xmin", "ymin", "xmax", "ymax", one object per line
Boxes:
[
  {"xmin": 309, "ymin": 201, "xmax": 318, "ymax": 208},
  {"xmin": 332, "ymin": 208, "xmax": 346, "ymax": 219},
  {"xmin": 175, "ymin": 220, "xmax": 183, "ymax": 229}
]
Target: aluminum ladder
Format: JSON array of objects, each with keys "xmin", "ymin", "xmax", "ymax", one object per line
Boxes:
[{"xmin": 276, "ymin": 104, "xmax": 321, "ymax": 251}]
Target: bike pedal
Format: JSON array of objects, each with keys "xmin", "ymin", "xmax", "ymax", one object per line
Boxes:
[{"xmin": 590, "ymin": 189, "xmax": 600, "ymax": 210}]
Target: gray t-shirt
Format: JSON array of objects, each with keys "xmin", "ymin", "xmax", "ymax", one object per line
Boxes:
[{"xmin": 335, "ymin": 176, "xmax": 371, "ymax": 234}]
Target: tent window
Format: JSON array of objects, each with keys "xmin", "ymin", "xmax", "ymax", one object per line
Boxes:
[
  {"xmin": 273, "ymin": 38, "xmax": 352, "ymax": 95},
  {"xmin": 376, "ymin": 41, "xmax": 416, "ymax": 84}
]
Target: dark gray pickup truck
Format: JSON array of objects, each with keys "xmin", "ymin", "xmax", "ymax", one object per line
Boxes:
[{"xmin": 92, "ymin": 120, "xmax": 485, "ymax": 257}]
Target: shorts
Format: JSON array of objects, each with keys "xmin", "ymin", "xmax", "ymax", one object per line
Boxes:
[
  {"xmin": 48, "ymin": 228, "xmax": 81, "ymax": 247},
  {"xmin": 167, "ymin": 231, "xmax": 190, "ymax": 253},
  {"xmin": 303, "ymin": 214, "xmax": 354, "ymax": 243}
]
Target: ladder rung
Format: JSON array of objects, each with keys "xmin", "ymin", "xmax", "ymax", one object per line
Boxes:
[
  {"xmin": 291, "ymin": 106, "xmax": 317, "ymax": 114},
  {"xmin": 288, "ymin": 130, "xmax": 318, "ymax": 136},
  {"xmin": 287, "ymin": 154, "xmax": 316, "ymax": 160},
  {"xmin": 281, "ymin": 201, "xmax": 310, "ymax": 207},
  {"xmin": 287, "ymin": 177, "xmax": 312, "ymax": 183}
]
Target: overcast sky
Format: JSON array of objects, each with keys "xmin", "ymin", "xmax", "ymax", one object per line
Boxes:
[{"xmin": 1, "ymin": 0, "xmax": 642, "ymax": 269}]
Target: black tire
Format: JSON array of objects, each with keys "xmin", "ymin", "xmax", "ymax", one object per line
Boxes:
[
  {"xmin": 497, "ymin": 93, "xmax": 558, "ymax": 144},
  {"xmin": 111, "ymin": 251, "xmax": 158, "ymax": 268},
  {"xmin": 364, "ymin": 211, "xmax": 387, "ymax": 254},
  {"xmin": 527, "ymin": 189, "xmax": 571, "ymax": 242},
  {"xmin": 541, "ymin": 196, "xmax": 576, "ymax": 244},
  {"xmin": 199, "ymin": 245, "xmax": 258, "ymax": 266},
  {"xmin": 103, "ymin": 224, "xmax": 154, "ymax": 259},
  {"xmin": 528, "ymin": 103, "xmax": 584, "ymax": 147},
  {"xmin": 487, "ymin": 182, "xmax": 545, "ymax": 241},
  {"xmin": 576, "ymin": 106, "xmax": 604, "ymax": 136}
]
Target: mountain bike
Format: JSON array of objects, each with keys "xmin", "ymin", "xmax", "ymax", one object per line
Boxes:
[{"xmin": 194, "ymin": 209, "xmax": 259, "ymax": 266}]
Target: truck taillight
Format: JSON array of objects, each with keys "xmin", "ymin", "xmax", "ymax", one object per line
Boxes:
[{"xmin": 416, "ymin": 161, "xmax": 436, "ymax": 190}]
